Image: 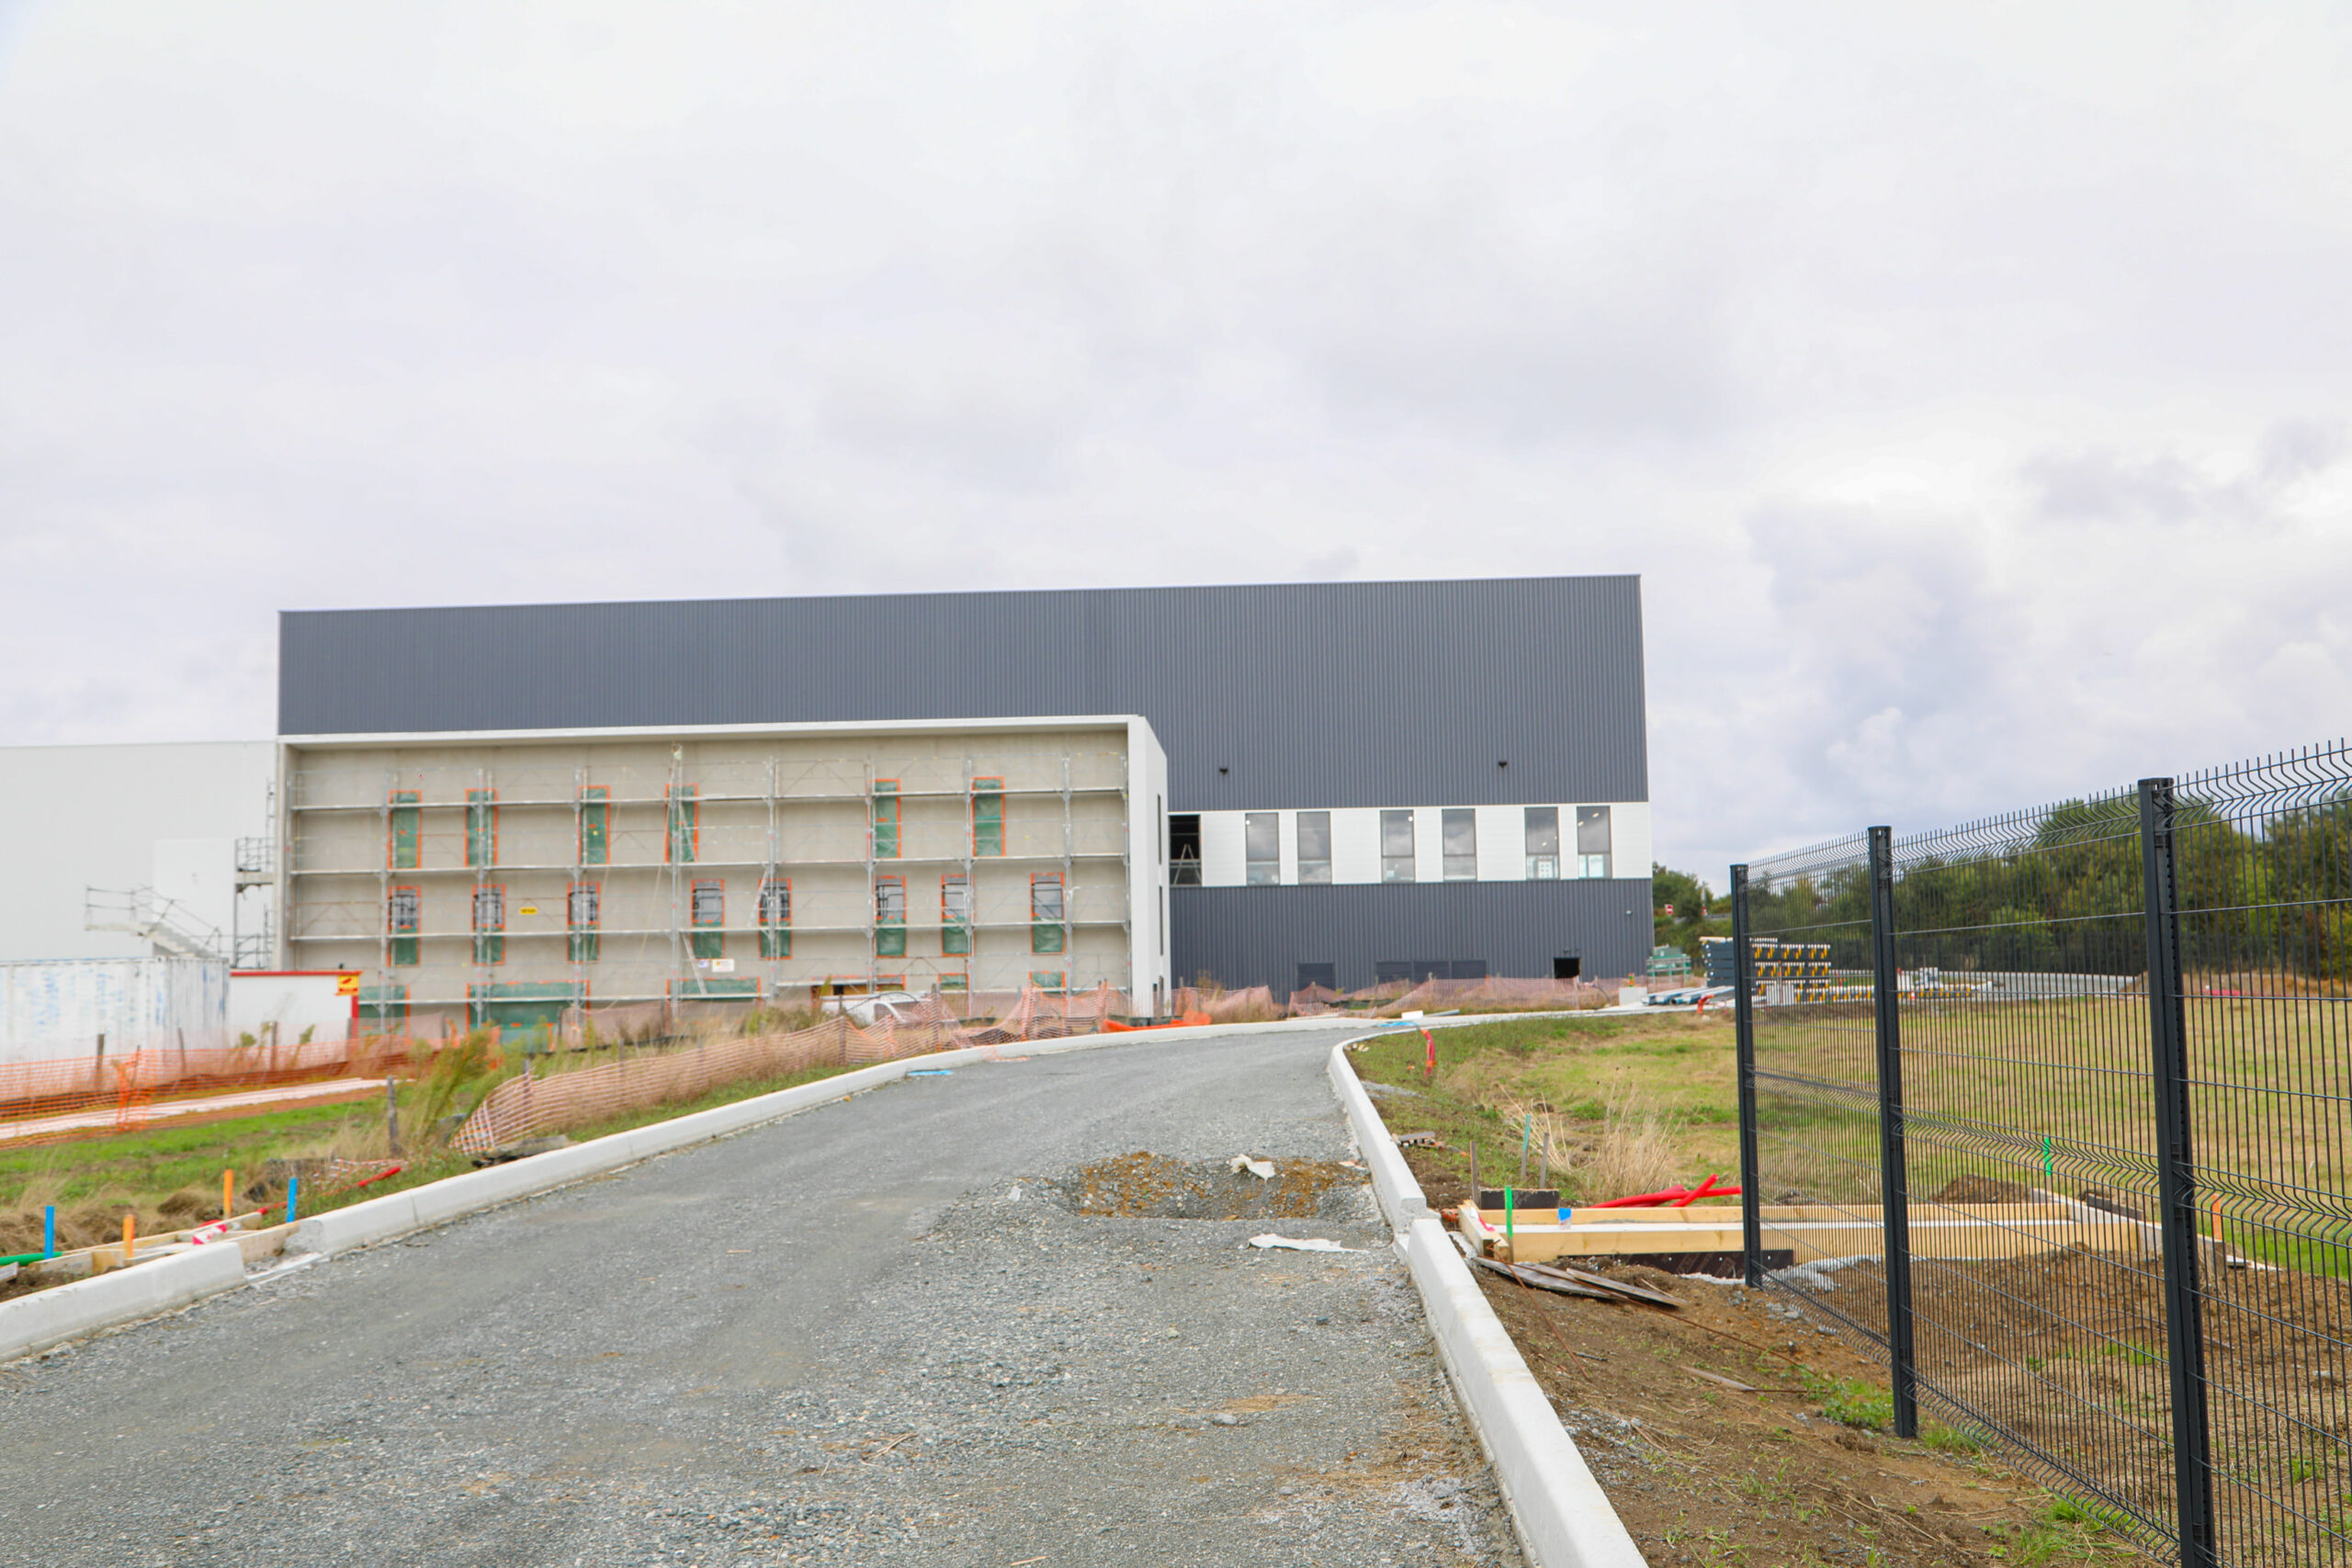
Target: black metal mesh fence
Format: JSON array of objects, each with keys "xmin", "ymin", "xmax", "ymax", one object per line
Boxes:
[{"xmin": 1736, "ymin": 740, "xmax": 2352, "ymax": 1568}]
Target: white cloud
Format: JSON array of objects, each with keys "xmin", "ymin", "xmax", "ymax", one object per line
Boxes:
[{"xmin": 2, "ymin": 1, "xmax": 2348, "ymax": 888}]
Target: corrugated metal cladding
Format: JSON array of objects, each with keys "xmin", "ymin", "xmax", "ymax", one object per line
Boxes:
[
  {"xmin": 1172, "ymin": 882, "xmax": 1656, "ymax": 996},
  {"xmin": 277, "ymin": 577, "xmax": 1648, "ymax": 811}
]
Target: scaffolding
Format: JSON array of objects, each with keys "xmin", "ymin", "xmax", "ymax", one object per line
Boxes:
[{"xmin": 279, "ymin": 726, "xmax": 1148, "ymax": 1030}]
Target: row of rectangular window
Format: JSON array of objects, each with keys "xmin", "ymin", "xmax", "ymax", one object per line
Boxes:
[
  {"xmin": 1231, "ymin": 805, "xmax": 1611, "ymax": 885},
  {"xmin": 381, "ymin": 872, "xmax": 1067, "ymax": 965},
  {"xmin": 385, "ymin": 779, "xmax": 1007, "ymax": 870}
]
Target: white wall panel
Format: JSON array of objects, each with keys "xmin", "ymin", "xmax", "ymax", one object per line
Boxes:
[
  {"xmin": 1611, "ymin": 801, "xmax": 1652, "ymax": 880},
  {"xmin": 1329, "ymin": 808, "xmax": 1381, "ymax": 885},
  {"xmin": 0, "ymin": 741, "xmax": 275, "ymax": 964},
  {"xmin": 1198, "ymin": 809, "xmax": 1248, "ymax": 887},
  {"xmin": 1277, "ymin": 811, "xmax": 1298, "ymax": 885},
  {"xmin": 1411, "ymin": 807, "xmax": 1443, "ymax": 886},
  {"xmin": 1474, "ymin": 805, "xmax": 1524, "ymax": 882}
]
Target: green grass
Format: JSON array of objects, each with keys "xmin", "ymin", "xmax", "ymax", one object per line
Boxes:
[
  {"xmin": 1349, "ymin": 1010, "xmax": 1740, "ymax": 1202},
  {"xmin": 1800, "ymin": 1368, "xmax": 1894, "ymax": 1431},
  {"xmin": 1, "ymin": 1051, "xmax": 865, "ymax": 1258}
]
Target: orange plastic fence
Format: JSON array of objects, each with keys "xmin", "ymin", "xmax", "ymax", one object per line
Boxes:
[
  {"xmin": 0, "ymin": 1035, "xmax": 425, "ymax": 1130},
  {"xmin": 449, "ymin": 983, "xmax": 1120, "ymax": 1155}
]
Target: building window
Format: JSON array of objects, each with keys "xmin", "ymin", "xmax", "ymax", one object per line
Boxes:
[
  {"xmin": 691, "ymin": 878, "xmax": 725, "ymax": 961},
  {"xmin": 466, "ymin": 788, "xmax": 497, "ymax": 868},
  {"xmin": 1524, "ymin": 807, "xmax": 1561, "ymax": 880},
  {"xmin": 939, "ymin": 973, "xmax": 968, "ymax": 991},
  {"xmin": 388, "ymin": 886, "xmax": 420, "ymax": 967},
  {"xmin": 971, "ymin": 777, "xmax": 1003, "ymax": 857},
  {"xmin": 389, "ymin": 791, "xmax": 420, "ymax": 871},
  {"xmin": 579, "ymin": 786, "xmax": 609, "ymax": 866},
  {"xmin": 875, "ymin": 876, "xmax": 907, "ymax": 957},
  {"xmin": 472, "ymin": 884, "xmax": 505, "ymax": 964},
  {"xmin": 759, "ymin": 878, "xmax": 791, "ymax": 959},
  {"xmin": 1380, "ymin": 809, "xmax": 1416, "ymax": 883},
  {"xmin": 872, "ymin": 779, "xmax": 901, "ymax": 860},
  {"xmin": 1029, "ymin": 971, "xmax": 1066, "ymax": 992},
  {"xmin": 1169, "ymin": 814, "xmax": 1202, "ymax": 885},
  {"xmin": 1442, "ymin": 807, "xmax": 1476, "ymax": 881},
  {"xmin": 942, "ymin": 875, "xmax": 973, "ymax": 956},
  {"xmin": 1244, "ymin": 812, "xmax": 1279, "ymax": 886},
  {"xmin": 568, "ymin": 882, "xmax": 600, "ymax": 964},
  {"xmin": 667, "ymin": 784, "xmax": 698, "ymax": 863},
  {"xmin": 1577, "ymin": 806, "xmax": 1612, "ymax": 879},
  {"xmin": 1295, "ymin": 811, "xmax": 1332, "ymax": 885},
  {"xmin": 1031, "ymin": 873, "xmax": 1065, "ymax": 953}
]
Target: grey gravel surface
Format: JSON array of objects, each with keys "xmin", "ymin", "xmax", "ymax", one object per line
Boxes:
[{"xmin": 0, "ymin": 1028, "xmax": 1524, "ymax": 1566}]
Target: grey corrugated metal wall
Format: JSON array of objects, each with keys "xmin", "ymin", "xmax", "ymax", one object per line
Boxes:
[
  {"xmin": 1171, "ymin": 881, "xmax": 1655, "ymax": 997},
  {"xmin": 277, "ymin": 578, "xmax": 1647, "ymax": 809},
  {"xmin": 277, "ymin": 577, "xmax": 1653, "ymax": 986}
]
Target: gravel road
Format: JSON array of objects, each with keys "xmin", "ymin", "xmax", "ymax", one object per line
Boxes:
[{"xmin": 0, "ymin": 1028, "xmax": 1525, "ymax": 1566}]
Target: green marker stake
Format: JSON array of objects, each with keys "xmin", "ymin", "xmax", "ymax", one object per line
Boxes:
[
  {"xmin": 1506, "ymin": 1186, "xmax": 1515, "ymax": 1257},
  {"xmin": 2042, "ymin": 1135, "xmax": 2054, "ymax": 1188}
]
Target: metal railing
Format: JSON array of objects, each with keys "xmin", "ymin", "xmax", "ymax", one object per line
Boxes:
[{"xmin": 1735, "ymin": 740, "xmax": 2351, "ymax": 1568}]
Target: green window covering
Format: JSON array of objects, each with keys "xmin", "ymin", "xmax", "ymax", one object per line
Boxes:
[
  {"xmin": 467, "ymin": 788, "xmax": 497, "ymax": 868},
  {"xmin": 876, "ymin": 876, "xmax": 906, "ymax": 957},
  {"xmin": 580, "ymin": 786, "xmax": 608, "ymax": 865},
  {"xmin": 942, "ymin": 875, "xmax": 972, "ymax": 956},
  {"xmin": 668, "ymin": 784, "xmax": 698, "ymax": 863},
  {"xmin": 357, "ymin": 984, "xmax": 408, "ymax": 1025},
  {"xmin": 388, "ymin": 886, "xmax": 420, "ymax": 967},
  {"xmin": 759, "ymin": 878, "xmax": 791, "ymax": 959},
  {"xmin": 872, "ymin": 780, "xmax": 900, "ymax": 859},
  {"xmin": 472, "ymin": 885, "xmax": 504, "ymax": 964},
  {"xmin": 691, "ymin": 879, "xmax": 725, "ymax": 961},
  {"xmin": 972, "ymin": 778, "xmax": 1003, "ymax": 856},
  {"xmin": 390, "ymin": 791, "xmax": 420, "ymax": 870},
  {"xmin": 568, "ymin": 882, "xmax": 600, "ymax": 964},
  {"xmin": 1031, "ymin": 874, "xmax": 1065, "ymax": 954}
]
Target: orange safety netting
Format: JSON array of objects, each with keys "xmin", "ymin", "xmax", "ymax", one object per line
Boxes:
[
  {"xmin": 0, "ymin": 1035, "xmax": 424, "ymax": 1134},
  {"xmin": 449, "ymin": 983, "xmax": 1122, "ymax": 1155},
  {"xmin": 1377, "ymin": 976, "xmax": 1611, "ymax": 1014}
]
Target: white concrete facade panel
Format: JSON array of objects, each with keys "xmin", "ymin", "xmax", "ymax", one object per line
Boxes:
[
  {"xmin": 1189, "ymin": 803, "xmax": 1651, "ymax": 889},
  {"xmin": 1329, "ymin": 809, "xmax": 1382, "ymax": 886}
]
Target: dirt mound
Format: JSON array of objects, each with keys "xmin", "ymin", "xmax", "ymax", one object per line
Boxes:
[
  {"xmin": 1932, "ymin": 1173, "xmax": 2037, "ymax": 1203},
  {"xmin": 1052, "ymin": 1151, "xmax": 1359, "ymax": 1221}
]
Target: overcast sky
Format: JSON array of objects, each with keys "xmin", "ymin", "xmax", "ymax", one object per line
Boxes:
[{"xmin": 3, "ymin": 3, "xmax": 2346, "ymax": 886}]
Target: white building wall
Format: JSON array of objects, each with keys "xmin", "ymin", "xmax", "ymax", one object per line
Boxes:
[
  {"xmin": 0, "ymin": 741, "xmax": 276, "ymax": 964},
  {"xmin": 0, "ymin": 956, "xmax": 232, "ymax": 1066},
  {"xmin": 1329, "ymin": 809, "xmax": 1382, "ymax": 885},
  {"xmin": 1473, "ymin": 805, "xmax": 1524, "ymax": 882},
  {"xmin": 1198, "ymin": 810, "xmax": 1248, "ymax": 887},
  {"xmin": 1190, "ymin": 802, "xmax": 1652, "ymax": 888}
]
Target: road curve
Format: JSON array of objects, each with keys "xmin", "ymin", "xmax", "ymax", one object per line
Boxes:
[{"xmin": 1, "ymin": 1027, "xmax": 1524, "ymax": 1566}]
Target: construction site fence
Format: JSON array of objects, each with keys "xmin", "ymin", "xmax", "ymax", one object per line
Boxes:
[
  {"xmin": 0, "ymin": 1031, "xmax": 425, "ymax": 1140},
  {"xmin": 1735, "ymin": 738, "xmax": 2352, "ymax": 1568}
]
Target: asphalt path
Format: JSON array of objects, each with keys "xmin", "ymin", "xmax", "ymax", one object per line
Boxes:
[{"xmin": 0, "ymin": 1027, "xmax": 1524, "ymax": 1566}]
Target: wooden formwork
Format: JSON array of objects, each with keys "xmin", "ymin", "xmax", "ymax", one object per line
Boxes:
[{"xmin": 1457, "ymin": 1200, "xmax": 2154, "ymax": 1266}]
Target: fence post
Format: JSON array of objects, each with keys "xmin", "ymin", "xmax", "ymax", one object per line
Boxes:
[
  {"xmin": 2138, "ymin": 778, "xmax": 2217, "ymax": 1568},
  {"xmin": 1868, "ymin": 826, "xmax": 1919, "ymax": 1440},
  {"xmin": 1731, "ymin": 864, "xmax": 1763, "ymax": 1288}
]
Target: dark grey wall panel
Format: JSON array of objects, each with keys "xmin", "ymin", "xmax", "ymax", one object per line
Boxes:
[
  {"xmin": 277, "ymin": 578, "xmax": 1649, "ymax": 811},
  {"xmin": 1170, "ymin": 880, "xmax": 1656, "ymax": 995}
]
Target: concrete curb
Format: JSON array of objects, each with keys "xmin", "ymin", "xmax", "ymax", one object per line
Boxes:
[
  {"xmin": 0, "ymin": 1243, "xmax": 247, "ymax": 1364},
  {"xmin": 1328, "ymin": 1037, "xmax": 1645, "ymax": 1568}
]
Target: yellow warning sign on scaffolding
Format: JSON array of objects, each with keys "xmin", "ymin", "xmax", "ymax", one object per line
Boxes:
[{"xmin": 335, "ymin": 973, "xmax": 360, "ymax": 997}]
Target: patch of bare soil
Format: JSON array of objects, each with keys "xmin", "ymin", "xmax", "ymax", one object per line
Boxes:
[
  {"xmin": 1405, "ymin": 1151, "xmax": 2138, "ymax": 1566},
  {"xmin": 1051, "ymin": 1151, "xmax": 1358, "ymax": 1221},
  {"xmin": 1471, "ymin": 1265, "xmax": 2132, "ymax": 1568}
]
